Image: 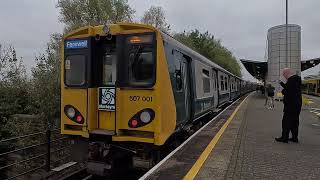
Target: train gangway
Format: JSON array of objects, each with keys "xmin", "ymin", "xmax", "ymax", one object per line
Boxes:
[{"xmin": 140, "ymin": 92, "xmax": 320, "ymax": 180}]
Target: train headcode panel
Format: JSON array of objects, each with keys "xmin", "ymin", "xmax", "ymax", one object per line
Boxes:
[{"xmin": 98, "ymin": 87, "xmax": 115, "ymax": 111}]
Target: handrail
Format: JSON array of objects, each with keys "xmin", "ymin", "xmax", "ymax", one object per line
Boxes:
[{"xmin": 0, "ymin": 129, "xmax": 72, "ymax": 180}]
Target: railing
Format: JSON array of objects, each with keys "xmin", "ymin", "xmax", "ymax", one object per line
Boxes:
[{"xmin": 0, "ymin": 128, "xmax": 72, "ymax": 180}]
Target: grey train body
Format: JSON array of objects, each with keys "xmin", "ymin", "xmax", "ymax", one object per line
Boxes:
[{"xmin": 161, "ymin": 32, "xmax": 255, "ymax": 128}]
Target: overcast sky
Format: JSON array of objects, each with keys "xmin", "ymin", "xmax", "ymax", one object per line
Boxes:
[{"xmin": 0, "ymin": 0, "xmax": 319, "ymax": 80}]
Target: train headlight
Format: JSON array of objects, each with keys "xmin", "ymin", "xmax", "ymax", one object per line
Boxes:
[
  {"xmin": 128, "ymin": 108, "xmax": 155, "ymax": 128},
  {"xmin": 140, "ymin": 111, "xmax": 151, "ymax": 123},
  {"xmin": 64, "ymin": 105, "xmax": 84, "ymax": 124},
  {"xmin": 66, "ymin": 107, "xmax": 76, "ymax": 118}
]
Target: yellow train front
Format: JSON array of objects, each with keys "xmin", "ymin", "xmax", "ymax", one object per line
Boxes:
[{"xmin": 61, "ymin": 23, "xmax": 177, "ymax": 175}]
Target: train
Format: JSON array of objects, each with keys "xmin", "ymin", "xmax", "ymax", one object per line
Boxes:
[
  {"xmin": 60, "ymin": 23, "xmax": 256, "ymax": 176},
  {"xmin": 302, "ymin": 76, "xmax": 320, "ymax": 95}
]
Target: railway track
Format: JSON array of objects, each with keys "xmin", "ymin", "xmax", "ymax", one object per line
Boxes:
[{"xmin": 60, "ymin": 168, "xmax": 90, "ymax": 180}]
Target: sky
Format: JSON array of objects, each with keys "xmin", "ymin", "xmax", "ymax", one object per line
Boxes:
[{"xmin": 0, "ymin": 0, "xmax": 319, "ymax": 81}]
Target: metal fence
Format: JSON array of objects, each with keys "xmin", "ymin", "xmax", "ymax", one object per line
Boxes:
[{"xmin": 0, "ymin": 129, "xmax": 72, "ymax": 180}]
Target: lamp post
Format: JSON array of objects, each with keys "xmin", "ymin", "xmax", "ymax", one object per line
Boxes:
[{"xmin": 286, "ymin": 0, "xmax": 288, "ymax": 67}]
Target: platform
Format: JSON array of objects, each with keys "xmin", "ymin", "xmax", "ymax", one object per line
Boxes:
[{"xmin": 142, "ymin": 92, "xmax": 320, "ymax": 180}]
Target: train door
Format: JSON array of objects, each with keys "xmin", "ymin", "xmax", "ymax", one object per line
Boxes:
[
  {"xmin": 97, "ymin": 44, "xmax": 117, "ymax": 133},
  {"xmin": 212, "ymin": 70, "xmax": 218, "ymax": 107},
  {"xmin": 174, "ymin": 50, "xmax": 192, "ymax": 125}
]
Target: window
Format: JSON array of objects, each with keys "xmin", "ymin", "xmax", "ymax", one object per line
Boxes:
[
  {"xmin": 174, "ymin": 51, "xmax": 183, "ymax": 91},
  {"xmin": 220, "ymin": 75, "xmax": 224, "ymax": 91},
  {"xmin": 225, "ymin": 77, "xmax": 228, "ymax": 90},
  {"xmin": 203, "ymin": 69, "xmax": 210, "ymax": 93},
  {"xmin": 112, "ymin": 33, "xmax": 155, "ymax": 88},
  {"xmin": 102, "ymin": 53, "xmax": 116, "ymax": 85},
  {"xmin": 65, "ymin": 55, "xmax": 86, "ymax": 86},
  {"xmin": 213, "ymin": 73, "xmax": 216, "ymax": 90},
  {"xmin": 128, "ymin": 49, "xmax": 154, "ymax": 86}
]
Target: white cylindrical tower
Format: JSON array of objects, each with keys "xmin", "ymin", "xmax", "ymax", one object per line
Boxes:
[{"xmin": 267, "ymin": 24, "xmax": 301, "ymax": 93}]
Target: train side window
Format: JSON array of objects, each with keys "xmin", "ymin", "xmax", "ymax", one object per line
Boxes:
[
  {"xmin": 202, "ymin": 69, "xmax": 210, "ymax": 93},
  {"xmin": 224, "ymin": 77, "xmax": 228, "ymax": 90},
  {"xmin": 65, "ymin": 55, "xmax": 86, "ymax": 86},
  {"xmin": 212, "ymin": 72, "xmax": 216, "ymax": 90},
  {"xmin": 220, "ymin": 75, "xmax": 224, "ymax": 91},
  {"xmin": 174, "ymin": 50, "xmax": 183, "ymax": 91}
]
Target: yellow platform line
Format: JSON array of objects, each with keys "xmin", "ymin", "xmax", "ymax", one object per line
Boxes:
[{"xmin": 183, "ymin": 95, "xmax": 249, "ymax": 180}]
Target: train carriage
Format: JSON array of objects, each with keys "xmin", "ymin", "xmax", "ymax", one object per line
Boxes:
[
  {"xmin": 302, "ymin": 78, "xmax": 320, "ymax": 95},
  {"xmin": 61, "ymin": 23, "xmax": 254, "ymax": 175}
]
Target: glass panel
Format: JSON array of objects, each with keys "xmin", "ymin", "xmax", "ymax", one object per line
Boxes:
[
  {"xmin": 129, "ymin": 51, "xmax": 154, "ymax": 84},
  {"xmin": 224, "ymin": 77, "xmax": 228, "ymax": 90},
  {"xmin": 65, "ymin": 55, "xmax": 86, "ymax": 86},
  {"xmin": 102, "ymin": 53, "xmax": 116, "ymax": 85},
  {"xmin": 220, "ymin": 75, "xmax": 224, "ymax": 91},
  {"xmin": 203, "ymin": 70, "xmax": 210, "ymax": 93}
]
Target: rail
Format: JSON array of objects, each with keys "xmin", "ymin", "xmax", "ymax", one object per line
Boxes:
[{"xmin": 0, "ymin": 128, "xmax": 72, "ymax": 180}]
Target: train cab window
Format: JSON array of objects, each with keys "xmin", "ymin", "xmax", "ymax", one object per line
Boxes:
[
  {"xmin": 65, "ymin": 55, "xmax": 86, "ymax": 86},
  {"xmin": 125, "ymin": 34, "xmax": 155, "ymax": 87},
  {"xmin": 129, "ymin": 51, "xmax": 154, "ymax": 83},
  {"xmin": 202, "ymin": 69, "xmax": 210, "ymax": 93},
  {"xmin": 102, "ymin": 52, "xmax": 116, "ymax": 85}
]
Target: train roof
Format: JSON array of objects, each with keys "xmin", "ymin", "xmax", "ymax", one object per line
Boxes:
[{"xmin": 160, "ymin": 32, "xmax": 241, "ymax": 79}]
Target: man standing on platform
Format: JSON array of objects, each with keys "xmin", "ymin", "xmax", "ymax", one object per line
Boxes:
[{"xmin": 275, "ymin": 68, "xmax": 302, "ymax": 143}]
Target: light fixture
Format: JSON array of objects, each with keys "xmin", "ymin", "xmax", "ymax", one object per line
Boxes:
[
  {"xmin": 140, "ymin": 111, "xmax": 151, "ymax": 123},
  {"xmin": 66, "ymin": 107, "xmax": 75, "ymax": 118}
]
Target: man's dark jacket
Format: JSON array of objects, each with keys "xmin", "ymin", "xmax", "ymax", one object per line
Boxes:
[{"xmin": 280, "ymin": 75, "xmax": 302, "ymax": 113}]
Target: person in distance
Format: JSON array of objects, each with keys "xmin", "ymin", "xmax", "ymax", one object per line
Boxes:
[{"xmin": 275, "ymin": 68, "xmax": 302, "ymax": 143}]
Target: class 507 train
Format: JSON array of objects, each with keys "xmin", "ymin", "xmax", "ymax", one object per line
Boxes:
[
  {"xmin": 61, "ymin": 23, "xmax": 255, "ymax": 176},
  {"xmin": 302, "ymin": 78, "xmax": 320, "ymax": 96}
]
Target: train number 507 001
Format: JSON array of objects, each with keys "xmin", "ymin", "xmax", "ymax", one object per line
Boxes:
[{"xmin": 129, "ymin": 96, "xmax": 153, "ymax": 102}]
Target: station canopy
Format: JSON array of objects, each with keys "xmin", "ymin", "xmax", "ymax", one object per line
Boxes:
[
  {"xmin": 240, "ymin": 59, "xmax": 267, "ymax": 80},
  {"xmin": 240, "ymin": 58, "xmax": 320, "ymax": 80}
]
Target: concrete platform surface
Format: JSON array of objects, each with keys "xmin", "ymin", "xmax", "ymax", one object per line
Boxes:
[{"xmin": 196, "ymin": 92, "xmax": 320, "ymax": 180}]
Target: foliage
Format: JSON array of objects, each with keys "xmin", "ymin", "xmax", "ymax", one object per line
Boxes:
[
  {"xmin": 57, "ymin": 0, "xmax": 135, "ymax": 32},
  {"xmin": 31, "ymin": 34, "xmax": 62, "ymax": 126},
  {"xmin": 174, "ymin": 30, "xmax": 241, "ymax": 77},
  {"xmin": 140, "ymin": 6, "xmax": 170, "ymax": 32},
  {"xmin": 0, "ymin": 45, "xmax": 30, "ymax": 121}
]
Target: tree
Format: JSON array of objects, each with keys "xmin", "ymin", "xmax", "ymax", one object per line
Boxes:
[
  {"xmin": 141, "ymin": 6, "xmax": 170, "ymax": 32},
  {"xmin": 0, "ymin": 45, "xmax": 29, "ymax": 120},
  {"xmin": 57, "ymin": 0, "xmax": 135, "ymax": 32},
  {"xmin": 31, "ymin": 34, "xmax": 62, "ymax": 127},
  {"xmin": 174, "ymin": 30, "xmax": 241, "ymax": 77}
]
